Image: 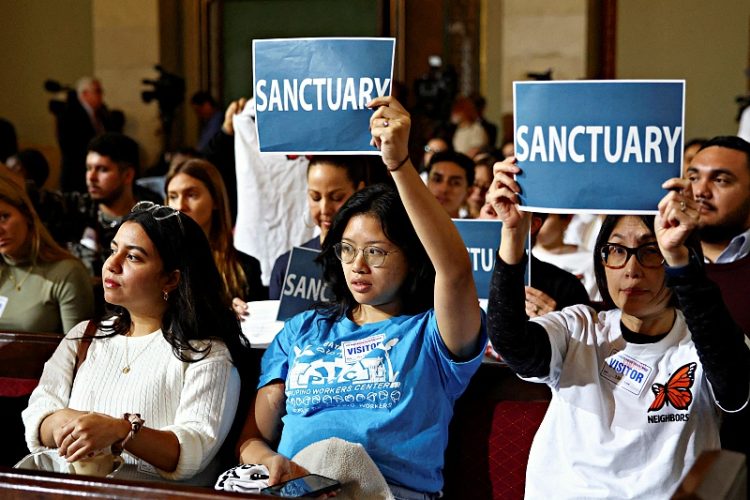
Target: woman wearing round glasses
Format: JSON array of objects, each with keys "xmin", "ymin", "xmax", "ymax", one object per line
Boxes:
[
  {"xmin": 485, "ymin": 158, "xmax": 749, "ymax": 499},
  {"xmin": 23, "ymin": 201, "xmax": 251, "ymax": 484},
  {"xmin": 238, "ymin": 97, "xmax": 486, "ymax": 499}
]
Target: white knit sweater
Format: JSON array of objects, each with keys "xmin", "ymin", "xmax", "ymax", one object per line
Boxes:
[{"xmin": 22, "ymin": 321, "xmax": 240, "ymax": 482}]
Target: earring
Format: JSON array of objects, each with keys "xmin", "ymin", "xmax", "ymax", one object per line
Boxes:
[
  {"xmin": 162, "ymin": 290, "xmax": 169, "ymax": 301},
  {"xmin": 303, "ymin": 210, "xmax": 316, "ymax": 229}
]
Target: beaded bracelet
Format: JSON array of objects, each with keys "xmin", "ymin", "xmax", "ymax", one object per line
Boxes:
[{"xmin": 387, "ymin": 154, "xmax": 410, "ymax": 172}]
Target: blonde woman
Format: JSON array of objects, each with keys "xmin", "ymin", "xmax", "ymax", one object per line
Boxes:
[
  {"xmin": 165, "ymin": 160, "xmax": 265, "ymax": 312},
  {"xmin": 0, "ymin": 173, "xmax": 93, "ymax": 333}
]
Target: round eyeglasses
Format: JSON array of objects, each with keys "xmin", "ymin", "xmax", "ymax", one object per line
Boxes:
[
  {"xmin": 333, "ymin": 242, "xmax": 399, "ymax": 268},
  {"xmin": 600, "ymin": 242, "xmax": 665, "ymax": 269}
]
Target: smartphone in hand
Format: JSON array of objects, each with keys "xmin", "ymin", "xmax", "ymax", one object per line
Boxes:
[{"xmin": 260, "ymin": 473, "xmax": 341, "ymax": 497}]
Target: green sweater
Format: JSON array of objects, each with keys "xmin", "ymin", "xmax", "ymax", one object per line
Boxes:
[{"xmin": 0, "ymin": 257, "xmax": 94, "ymax": 334}]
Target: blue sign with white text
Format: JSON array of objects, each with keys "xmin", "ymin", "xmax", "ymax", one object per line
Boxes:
[
  {"xmin": 253, "ymin": 37, "xmax": 395, "ymax": 154},
  {"xmin": 513, "ymin": 80, "xmax": 684, "ymax": 213},
  {"xmin": 454, "ymin": 219, "xmax": 503, "ymax": 300},
  {"xmin": 277, "ymin": 247, "xmax": 332, "ymax": 321}
]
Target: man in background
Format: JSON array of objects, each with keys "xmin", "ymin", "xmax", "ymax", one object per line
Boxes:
[
  {"xmin": 57, "ymin": 77, "xmax": 120, "ymax": 193},
  {"xmin": 63, "ymin": 132, "xmax": 161, "ymax": 279},
  {"xmin": 686, "ymin": 135, "xmax": 750, "ymax": 490},
  {"xmin": 426, "ymin": 150, "xmax": 474, "ymax": 218},
  {"xmin": 191, "ymin": 91, "xmax": 223, "ymax": 152}
]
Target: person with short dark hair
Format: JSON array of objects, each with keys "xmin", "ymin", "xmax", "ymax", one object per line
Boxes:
[
  {"xmin": 23, "ymin": 202, "xmax": 251, "ymax": 484},
  {"xmin": 267, "ymin": 155, "xmax": 368, "ymax": 300},
  {"xmin": 191, "ymin": 91, "xmax": 223, "ymax": 152},
  {"xmin": 685, "ymin": 134, "xmax": 750, "ymax": 489},
  {"xmin": 486, "ymin": 157, "xmax": 749, "ymax": 498},
  {"xmin": 62, "ymin": 132, "xmax": 161, "ymax": 280},
  {"xmin": 5, "ymin": 149, "xmax": 68, "ymax": 244},
  {"xmin": 427, "ymin": 150, "xmax": 475, "ymax": 218},
  {"xmin": 0, "ymin": 118, "xmax": 19, "ymax": 163},
  {"xmin": 237, "ymin": 97, "xmax": 485, "ymax": 498}
]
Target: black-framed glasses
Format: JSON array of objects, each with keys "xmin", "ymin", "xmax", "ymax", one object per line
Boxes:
[
  {"xmin": 333, "ymin": 242, "xmax": 398, "ymax": 268},
  {"xmin": 131, "ymin": 201, "xmax": 184, "ymax": 232},
  {"xmin": 600, "ymin": 242, "xmax": 664, "ymax": 269}
]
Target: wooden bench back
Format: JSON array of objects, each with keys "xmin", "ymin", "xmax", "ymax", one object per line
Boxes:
[{"xmin": 0, "ymin": 331, "xmax": 62, "ymax": 379}]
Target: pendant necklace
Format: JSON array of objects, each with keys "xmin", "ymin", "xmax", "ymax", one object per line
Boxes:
[
  {"xmin": 3, "ymin": 265, "xmax": 35, "ymax": 292},
  {"xmin": 122, "ymin": 332, "xmax": 159, "ymax": 374}
]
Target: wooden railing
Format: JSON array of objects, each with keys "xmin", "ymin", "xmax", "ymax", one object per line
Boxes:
[{"xmin": 0, "ymin": 466, "xmax": 267, "ymax": 499}]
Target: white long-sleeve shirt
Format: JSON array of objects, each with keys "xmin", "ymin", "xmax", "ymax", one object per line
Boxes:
[{"xmin": 22, "ymin": 321, "xmax": 240, "ymax": 483}]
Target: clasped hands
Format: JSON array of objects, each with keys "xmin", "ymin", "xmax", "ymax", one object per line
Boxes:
[{"xmin": 53, "ymin": 410, "xmax": 130, "ymax": 462}]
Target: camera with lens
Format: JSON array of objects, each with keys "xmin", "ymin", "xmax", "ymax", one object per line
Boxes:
[{"xmin": 141, "ymin": 65, "xmax": 185, "ymax": 116}]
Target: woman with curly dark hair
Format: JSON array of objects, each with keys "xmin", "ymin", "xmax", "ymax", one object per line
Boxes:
[{"xmin": 23, "ymin": 201, "xmax": 251, "ymax": 484}]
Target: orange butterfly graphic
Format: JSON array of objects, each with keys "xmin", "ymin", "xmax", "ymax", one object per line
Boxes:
[{"xmin": 648, "ymin": 362, "xmax": 697, "ymax": 412}]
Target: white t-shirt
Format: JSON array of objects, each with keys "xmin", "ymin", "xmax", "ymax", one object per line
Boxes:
[{"xmin": 523, "ymin": 305, "xmax": 723, "ymax": 499}]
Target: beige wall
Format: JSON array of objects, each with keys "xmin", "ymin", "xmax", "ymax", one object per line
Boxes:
[
  {"xmin": 0, "ymin": 1, "xmax": 177, "ymax": 188},
  {"xmin": 481, "ymin": 0, "xmax": 590, "ymax": 142},
  {"xmin": 617, "ymin": 0, "xmax": 750, "ymax": 139},
  {"xmin": 0, "ymin": 0, "xmax": 94, "ymax": 186},
  {"xmin": 93, "ymin": 0, "xmax": 163, "ymax": 172}
]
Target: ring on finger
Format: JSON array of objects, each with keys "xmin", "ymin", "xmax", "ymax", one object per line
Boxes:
[
  {"xmin": 383, "ymin": 120, "xmax": 389, "ymax": 127},
  {"xmin": 679, "ymin": 200, "xmax": 686, "ymax": 212}
]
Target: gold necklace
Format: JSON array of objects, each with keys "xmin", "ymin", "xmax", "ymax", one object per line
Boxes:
[
  {"xmin": 122, "ymin": 333, "xmax": 159, "ymax": 374},
  {"xmin": 3, "ymin": 265, "xmax": 35, "ymax": 292}
]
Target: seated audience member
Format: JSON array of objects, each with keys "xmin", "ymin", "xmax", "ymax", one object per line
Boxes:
[
  {"xmin": 449, "ymin": 96, "xmax": 489, "ymax": 156},
  {"xmin": 6, "ymin": 149, "xmax": 50, "ymax": 189},
  {"xmin": 471, "ymin": 93, "xmax": 498, "ymax": 148},
  {"xmin": 685, "ymin": 135, "xmax": 750, "ymax": 487},
  {"xmin": 165, "ymin": 159, "xmax": 266, "ymax": 309},
  {"xmin": 466, "ymin": 153, "xmax": 494, "ymax": 218},
  {"xmin": 426, "ymin": 150, "xmax": 474, "ymax": 219},
  {"xmin": 0, "ymin": 118, "xmax": 18, "ymax": 163},
  {"xmin": 486, "ymin": 158, "xmax": 750, "ymax": 499},
  {"xmin": 63, "ymin": 133, "xmax": 161, "ymax": 279},
  {"xmin": 682, "ymin": 137, "xmax": 707, "ymax": 175},
  {"xmin": 0, "ymin": 174, "xmax": 93, "ymax": 334},
  {"xmin": 268, "ymin": 155, "xmax": 367, "ymax": 300},
  {"xmin": 191, "ymin": 91, "xmax": 224, "ymax": 152},
  {"xmin": 421, "ymin": 136, "xmax": 449, "ymax": 172},
  {"xmin": 23, "ymin": 202, "xmax": 250, "ymax": 484},
  {"xmin": 237, "ymin": 97, "xmax": 485, "ymax": 498},
  {"xmin": 6, "ymin": 149, "xmax": 68, "ymax": 243},
  {"xmin": 533, "ymin": 213, "xmax": 601, "ymax": 301}
]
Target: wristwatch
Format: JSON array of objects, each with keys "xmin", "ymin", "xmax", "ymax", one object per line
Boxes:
[{"xmin": 111, "ymin": 413, "xmax": 145, "ymax": 456}]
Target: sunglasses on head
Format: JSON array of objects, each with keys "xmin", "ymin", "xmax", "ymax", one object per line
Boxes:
[{"xmin": 131, "ymin": 201, "xmax": 184, "ymax": 233}]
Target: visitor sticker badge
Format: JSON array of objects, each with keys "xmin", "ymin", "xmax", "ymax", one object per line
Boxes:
[{"xmin": 600, "ymin": 349, "xmax": 653, "ymax": 395}]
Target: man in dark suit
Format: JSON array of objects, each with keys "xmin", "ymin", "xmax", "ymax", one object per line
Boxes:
[{"xmin": 57, "ymin": 77, "xmax": 121, "ymax": 193}]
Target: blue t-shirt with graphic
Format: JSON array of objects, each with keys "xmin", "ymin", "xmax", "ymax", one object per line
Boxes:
[{"xmin": 259, "ymin": 308, "xmax": 486, "ymax": 493}]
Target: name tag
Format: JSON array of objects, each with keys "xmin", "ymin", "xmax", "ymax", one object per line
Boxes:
[
  {"xmin": 341, "ymin": 334, "xmax": 385, "ymax": 364},
  {"xmin": 0, "ymin": 296, "xmax": 8, "ymax": 318},
  {"xmin": 600, "ymin": 350, "xmax": 653, "ymax": 395}
]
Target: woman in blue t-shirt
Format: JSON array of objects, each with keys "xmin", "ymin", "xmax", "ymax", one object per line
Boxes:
[{"xmin": 237, "ymin": 97, "xmax": 486, "ymax": 498}]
